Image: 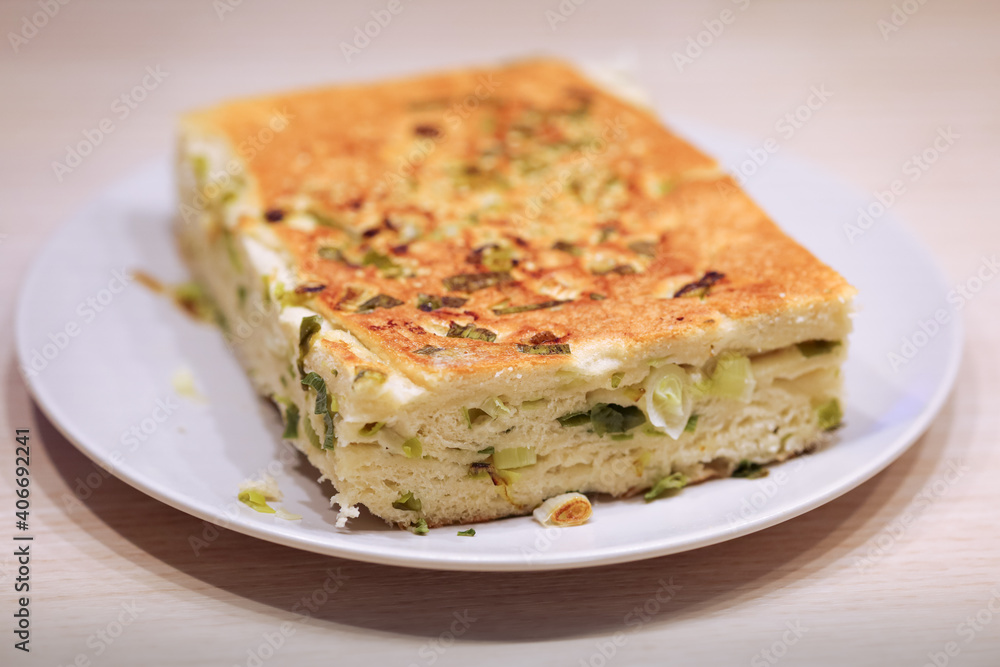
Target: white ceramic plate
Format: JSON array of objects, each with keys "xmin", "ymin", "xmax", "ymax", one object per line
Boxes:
[{"xmin": 15, "ymin": 120, "xmax": 962, "ymax": 571}]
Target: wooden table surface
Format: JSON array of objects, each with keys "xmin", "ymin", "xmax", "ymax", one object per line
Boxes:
[{"xmin": 1, "ymin": 1, "xmax": 998, "ymax": 665}]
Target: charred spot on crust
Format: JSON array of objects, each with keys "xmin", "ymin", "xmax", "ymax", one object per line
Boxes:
[
  {"xmin": 264, "ymin": 209, "xmax": 285, "ymax": 223},
  {"xmin": 674, "ymin": 271, "xmax": 726, "ymax": 299},
  {"xmin": 295, "ymin": 282, "xmax": 327, "ymax": 294},
  {"xmin": 528, "ymin": 331, "xmax": 559, "ymax": 345},
  {"xmin": 442, "ymin": 271, "xmax": 513, "ymax": 293},
  {"xmin": 414, "ymin": 124, "xmax": 441, "ymax": 138}
]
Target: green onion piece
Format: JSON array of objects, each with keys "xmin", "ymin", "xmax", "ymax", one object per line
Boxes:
[
  {"xmin": 628, "ymin": 240, "xmax": 657, "ymax": 257},
  {"xmin": 357, "ymin": 294, "xmax": 404, "ymax": 313},
  {"xmin": 557, "ymin": 411, "xmax": 591, "ymax": 428},
  {"xmin": 622, "ymin": 385, "xmax": 646, "ymax": 402},
  {"xmin": 410, "ymin": 518, "xmax": 429, "ymax": 535},
  {"xmin": 520, "ymin": 398, "xmax": 548, "ymax": 411},
  {"xmin": 493, "ymin": 447, "xmax": 537, "ymax": 470},
  {"xmin": 392, "ymin": 491, "xmax": 422, "ymax": 512},
  {"xmin": 303, "ymin": 418, "xmax": 321, "ymax": 449},
  {"xmin": 703, "ymin": 352, "xmax": 755, "ymax": 402},
  {"xmin": 417, "ymin": 293, "xmax": 468, "ymax": 311},
  {"xmin": 298, "ymin": 315, "xmax": 322, "ymax": 376},
  {"xmin": 442, "ymin": 271, "xmax": 512, "ymax": 292},
  {"xmin": 610, "ymin": 433, "xmax": 634, "ymax": 441},
  {"xmin": 553, "ymin": 240, "xmax": 582, "ymax": 256},
  {"xmin": 481, "ymin": 396, "xmax": 511, "ymax": 419},
  {"xmin": 590, "ymin": 403, "xmax": 646, "ymax": 436},
  {"xmin": 611, "ymin": 372, "xmax": 624, "ymax": 389},
  {"xmin": 589, "ymin": 293, "xmax": 607, "ymax": 300},
  {"xmin": 478, "ymin": 245, "xmax": 516, "ymax": 272},
  {"xmin": 359, "ymin": 422, "xmax": 384, "ymax": 437},
  {"xmin": 282, "ymin": 403, "xmax": 300, "ymax": 439},
  {"xmin": 684, "ymin": 414, "xmax": 699, "ymax": 434},
  {"xmin": 447, "ymin": 322, "xmax": 497, "ymax": 343},
  {"xmin": 413, "ymin": 345, "xmax": 443, "ymax": 355},
  {"xmin": 493, "ymin": 300, "xmax": 569, "ymax": 315},
  {"xmin": 797, "ymin": 340, "xmax": 842, "ymax": 358},
  {"xmin": 516, "ymin": 343, "xmax": 571, "ymax": 355},
  {"xmin": 361, "ymin": 249, "xmax": 404, "ymax": 278},
  {"xmin": 402, "ymin": 437, "xmax": 422, "ymax": 459},
  {"xmin": 816, "ymin": 398, "xmax": 844, "ymax": 431},
  {"xmin": 732, "ymin": 460, "xmax": 768, "ymax": 479},
  {"xmin": 457, "ymin": 528, "xmax": 476, "ymax": 537},
  {"xmin": 239, "ymin": 490, "xmax": 276, "ymax": 514},
  {"xmin": 477, "ymin": 446, "xmax": 495, "ymax": 455},
  {"xmin": 354, "ymin": 369, "xmax": 387, "ymax": 385},
  {"xmin": 644, "ymin": 472, "xmax": 689, "ymax": 502},
  {"xmin": 301, "ymin": 372, "xmax": 336, "ymax": 449},
  {"xmin": 642, "ymin": 425, "xmax": 668, "ymax": 438}
]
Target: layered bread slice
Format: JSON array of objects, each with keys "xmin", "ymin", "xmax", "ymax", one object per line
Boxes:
[{"xmin": 175, "ymin": 59, "xmax": 855, "ymax": 529}]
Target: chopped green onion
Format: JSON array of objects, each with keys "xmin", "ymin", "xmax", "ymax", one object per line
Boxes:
[
  {"xmin": 590, "ymin": 403, "xmax": 646, "ymax": 436},
  {"xmin": 239, "ymin": 489, "xmax": 276, "ymax": 514},
  {"xmin": 673, "ymin": 271, "xmax": 725, "ymax": 299},
  {"xmin": 492, "ymin": 447, "xmax": 537, "ymax": 470},
  {"xmin": 361, "ymin": 249, "xmax": 404, "ymax": 278},
  {"xmin": 557, "ymin": 411, "xmax": 591, "ymax": 428},
  {"xmin": 457, "ymin": 528, "xmax": 476, "ymax": 537},
  {"xmin": 610, "ymin": 433, "xmax": 634, "ymax": 441},
  {"xmin": 520, "ymin": 398, "xmax": 548, "ymax": 411},
  {"xmin": 357, "ymin": 294, "xmax": 404, "ymax": 313},
  {"xmin": 702, "ymin": 352, "xmax": 755, "ymax": 402},
  {"xmin": 589, "ymin": 293, "xmax": 607, "ymax": 300},
  {"xmin": 797, "ymin": 340, "xmax": 842, "ymax": 358},
  {"xmin": 442, "ymin": 271, "xmax": 512, "ymax": 292},
  {"xmin": 611, "ymin": 372, "xmax": 624, "ymax": 389},
  {"xmin": 410, "ymin": 518, "xmax": 429, "ymax": 535},
  {"xmin": 644, "ymin": 472, "xmax": 689, "ymax": 501},
  {"xmin": 298, "ymin": 315, "xmax": 322, "ymax": 376},
  {"xmin": 359, "ymin": 422, "xmax": 384, "ymax": 437},
  {"xmin": 354, "ymin": 369, "xmax": 387, "ymax": 385},
  {"xmin": 732, "ymin": 460, "xmax": 768, "ymax": 479},
  {"xmin": 684, "ymin": 415, "xmax": 699, "ymax": 434},
  {"xmin": 516, "ymin": 343, "xmax": 571, "ymax": 355},
  {"xmin": 447, "ymin": 322, "xmax": 497, "ymax": 343},
  {"xmin": 417, "ymin": 293, "xmax": 468, "ymax": 311},
  {"xmin": 816, "ymin": 398, "xmax": 844, "ymax": 431},
  {"xmin": 414, "ymin": 345, "xmax": 443, "ymax": 355},
  {"xmin": 301, "ymin": 372, "xmax": 336, "ymax": 449},
  {"xmin": 402, "ymin": 437, "xmax": 422, "ymax": 458},
  {"xmin": 392, "ymin": 491, "xmax": 422, "ymax": 512},
  {"xmin": 477, "ymin": 446, "xmax": 495, "ymax": 455},
  {"xmin": 282, "ymin": 403, "xmax": 300, "ymax": 439}
]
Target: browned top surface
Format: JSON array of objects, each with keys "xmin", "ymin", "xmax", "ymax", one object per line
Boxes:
[{"xmin": 184, "ymin": 59, "xmax": 854, "ymax": 383}]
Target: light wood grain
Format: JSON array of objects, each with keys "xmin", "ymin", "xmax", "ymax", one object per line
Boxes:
[{"xmin": 1, "ymin": 0, "xmax": 999, "ymax": 665}]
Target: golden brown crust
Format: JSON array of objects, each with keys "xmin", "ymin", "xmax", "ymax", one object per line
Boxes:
[{"xmin": 184, "ymin": 59, "xmax": 854, "ymax": 385}]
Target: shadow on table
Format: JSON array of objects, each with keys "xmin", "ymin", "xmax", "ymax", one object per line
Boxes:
[{"xmin": 15, "ymin": 357, "xmax": 964, "ymax": 644}]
